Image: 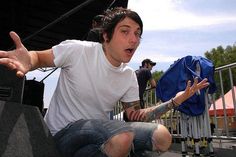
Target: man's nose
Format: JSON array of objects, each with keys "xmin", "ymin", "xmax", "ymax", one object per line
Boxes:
[{"xmin": 129, "ymin": 33, "xmax": 140, "ymax": 44}]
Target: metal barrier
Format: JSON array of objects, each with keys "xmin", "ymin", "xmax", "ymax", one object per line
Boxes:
[{"xmin": 112, "ymin": 62, "xmax": 236, "ymax": 151}]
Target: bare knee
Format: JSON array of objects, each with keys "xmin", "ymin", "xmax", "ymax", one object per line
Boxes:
[
  {"xmin": 103, "ymin": 131, "xmax": 134, "ymax": 157},
  {"xmin": 152, "ymin": 124, "xmax": 172, "ymax": 152},
  {"xmin": 111, "ymin": 131, "xmax": 134, "ymax": 148}
]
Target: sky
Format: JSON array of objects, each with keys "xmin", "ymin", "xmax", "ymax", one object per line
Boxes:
[
  {"xmin": 127, "ymin": 0, "xmax": 236, "ymax": 71},
  {"xmin": 26, "ymin": 0, "xmax": 236, "ymax": 108}
]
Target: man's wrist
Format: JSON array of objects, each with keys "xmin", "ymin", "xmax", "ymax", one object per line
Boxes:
[
  {"xmin": 172, "ymin": 98, "xmax": 180, "ymax": 107},
  {"xmin": 168, "ymin": 98, "xmax": 179, "ymax": 109}
]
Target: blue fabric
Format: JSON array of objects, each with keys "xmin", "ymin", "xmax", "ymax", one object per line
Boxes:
[{"xmin": 156, "ymin": 55, "xmax": 216, "ymax": 116}]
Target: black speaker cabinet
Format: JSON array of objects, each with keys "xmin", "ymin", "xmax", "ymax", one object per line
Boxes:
[
  {"xmin": 0, "ymin": 100, "xmax": 62, "ymax": 157},
  {"xmin": 0, "ymin": 65, "xmax": 25, "ymax": 103},
  {"xmin": 23, "ymin": 80, "xmax": 45, "ymax": 113}
]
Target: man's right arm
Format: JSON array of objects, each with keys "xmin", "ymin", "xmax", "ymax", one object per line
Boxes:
[
  {"xmin": 29, "ymin": 49, "xmax": 55, "ymax": 70},
  {"xmin": 0, "ymin": 31, "xmax": 55, "ymax": 77},
  {"xmin": 149, "ymin": 78, "xmax": 156, "ymax": 88}
]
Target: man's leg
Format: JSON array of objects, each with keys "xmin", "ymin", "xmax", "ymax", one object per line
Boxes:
[
  {"xmin": 130, "ymin": 122, "xmax": 172, "ymax": 155},
  {"xmin": 152, "ymin": 124, "xmax": 172, "ymax": 152},
  {"xmin": 102, "ymin": 131, "xmax": 134, "ymax": 157},
  {"xmin": 54, "ymin": 119, "xmax": 134, "ymax": 157}
]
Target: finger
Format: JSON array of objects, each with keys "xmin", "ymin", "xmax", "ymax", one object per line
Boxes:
[
  {"xmin": 0, "ymin": 51, "xmax": 10, "ymax": 57},
  {"xmin": 0, "ymin": 58, "xmax": 14, "ymax": 66},
  {"xmin": 16, "ymin": 71, "xmax": 25, "ymax": 78},
  {"xmin": 200, "ymin": 78, "xmax": 208, "ymax": 84},
  {"xmin": 197, "ymin": 78, "xmax": 208, "ymax": 86},
  {"xmin": 193, "ymin": 77, "xmax": 198, "ymax": 85},
  {"xmin": 7, "ymin": 62, "xmax": 16, "ymax": 70},
  {"xmin": 191, "ymin": 77, "xmax": 199, "ymax": 90},
  {"xmin": 192, "ymin": 77, "xmax": 202, "ymax": 94},
  {"xmin": 9, "ymin": 31, "xmax": 23, "ymax": 49},
  {"xmin": 198, "ymin": 78, "xmax": 209, "ymax": 89},
  {"xmin": 185, "ymin": 79, "xmax": 197, "ymax": 96},
  {"xmin": 185, "ymin": 80, "xmax": 191, "ymax": 91}
]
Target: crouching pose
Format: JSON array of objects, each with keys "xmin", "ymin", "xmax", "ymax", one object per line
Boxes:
[{"xmin": 0, "ymin": 7, "xmax": 209, "ymax": 157}]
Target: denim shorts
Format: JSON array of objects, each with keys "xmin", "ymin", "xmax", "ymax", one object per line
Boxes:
[{"xmin": 53, "ymin": 119, "xmax": 158, "ymax": 157}]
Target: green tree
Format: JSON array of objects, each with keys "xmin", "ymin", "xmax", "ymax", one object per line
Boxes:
[
  {"xmin": 204, "ymin": 44, "xmax": 236, "ymax": 98},
  {"xmin": 152, "ymin": 70, "xmax": 164, "ymax": 81},
  {"xmin": 144, "ymin": 70, "xmax": 164, "ymax": 104}
]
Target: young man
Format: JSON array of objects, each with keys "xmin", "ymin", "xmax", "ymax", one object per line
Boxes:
[
  {"xmin": 0, "ymin": 7, "xmax": 209, "ymax": 157},
  {"xmin": 136, "ymin": 58, "xmax": 157, "ymax": 109}
]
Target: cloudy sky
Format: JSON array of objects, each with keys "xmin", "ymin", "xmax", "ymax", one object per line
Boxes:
[
  {"xmin": 27, "ymin": 0, "xmax": 236, "ymax": 108},
  {"xmin": 127, "ymin": 0, "xmax": 236, "ymax": 71}
]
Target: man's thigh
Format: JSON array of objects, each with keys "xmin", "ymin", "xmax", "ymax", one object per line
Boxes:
[{"xmin": 54, "ymin": 119, "xmax": 134, "ymax": 156}]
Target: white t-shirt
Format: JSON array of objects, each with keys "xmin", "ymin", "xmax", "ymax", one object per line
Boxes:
[{"xmin": 44, "ymin": 40, "xmax": 139, "ymax": 135}]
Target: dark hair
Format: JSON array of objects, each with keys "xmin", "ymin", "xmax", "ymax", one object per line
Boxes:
[
  {"xmin": 100, "ymin": 7, "xmax": 143, "ymax": 43},
  {"xmin": 93, "ymin": 15, "xmax": 104, "ymax": 23},
  {"xmin": 92, "ymin": 14, "xmax": 104, "ymax": 27},
  {"xmin": 141, "ymin": 59, "xmax": 156, "ymax": 67}
]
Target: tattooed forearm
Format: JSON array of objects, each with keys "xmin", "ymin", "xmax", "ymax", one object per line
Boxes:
[
  {"xmin": 122, "ymin": 101, "xmax": 141, "ymax": 110},
  {"xmin": 122, "ymin": 101, "xmax": 142, "ymax": 122},
  {"xmin": 123, "ymin": 99, "xmax": 177, "ymax": 122},
  {"xmin": 144, "ymin": 99, "xmax": 175, "ymax": 122}
]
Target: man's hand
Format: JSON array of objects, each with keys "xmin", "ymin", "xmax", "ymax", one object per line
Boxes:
[
  {"xmin": 0, "ymin": 31, "xmax": 31, "ymax": 77},
  {"xmin": 123, "ymin": 77, "xmax": 209, "ymax": 122},
  {"xmin": 173, "ymin": 77, "xmax": 209, "ymax": 106}
]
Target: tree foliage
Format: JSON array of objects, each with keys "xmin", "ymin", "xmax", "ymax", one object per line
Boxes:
[
  {"xmin": 145, "ymin": 70, "xmax": 164, "ymax": 103},
  {"xmin": 152, "ymin": 70, "xmax": 164, "ymax": 81},
  {"xmin": 204, "ymin": 44, "xmax": 236, "ymax": 98}
]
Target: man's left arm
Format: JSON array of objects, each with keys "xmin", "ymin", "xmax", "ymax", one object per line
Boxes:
[
  {"xmin": 122, "ymin": 77, "xmax": 209, "ymax": 122},
  {"xmin": 122, "ymin": 99, "xmax": 175, "ymax": 122}
]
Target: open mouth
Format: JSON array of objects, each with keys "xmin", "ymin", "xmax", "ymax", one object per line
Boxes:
[{"xmin": 125, "ymin": 48, "xmax": 134, "ymax": 54}]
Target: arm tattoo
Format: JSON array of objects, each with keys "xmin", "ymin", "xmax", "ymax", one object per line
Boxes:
[
  {"xmin": 144, "ymin": 99, "xmax": 175, "ymax": 122},
  {"xmin": 122, "ymin": 101, "xmax": 141, "ymax": 122},
  {"xmin": 127, "ymin": 110, "xmax": 143, "ymax": 122},
  {"xmin": 122, "ymin": 101, "xmax": 141, "ymax": 110},
  {"xmin": 123, "ymin": 99, "xmax": 176, "ymax": 122}
]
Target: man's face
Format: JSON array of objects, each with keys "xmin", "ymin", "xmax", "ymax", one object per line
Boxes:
[
  {"xmin": 147, "ymin": 63, "xmax": 154, "ymax": 70},
  {"xmin": 103, "ymin": 17, "xmax": 141, "ymax": 67}
]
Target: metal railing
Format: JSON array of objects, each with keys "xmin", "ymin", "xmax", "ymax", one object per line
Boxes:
[{"xmin": 113, "ymin": 62, "xmax": 236, "ymax": 141}]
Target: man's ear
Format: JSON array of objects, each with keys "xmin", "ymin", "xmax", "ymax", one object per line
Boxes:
[{"xmin": 103, "ymin": 33, "xmax": 109, "ymax": 42}]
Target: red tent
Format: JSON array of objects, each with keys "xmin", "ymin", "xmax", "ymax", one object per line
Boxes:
[{"xmin": 209, "ymin": 86, "xmax": 236, "ymax": 116}]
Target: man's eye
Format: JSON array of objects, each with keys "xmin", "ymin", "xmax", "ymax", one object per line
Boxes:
[
  {"xmin": 135, "ymin": 32, "xmax": 141, "ymax": 38},
  {"xmin": 121, "ymin": 30, "xmax": 129, "ymax": 34}
]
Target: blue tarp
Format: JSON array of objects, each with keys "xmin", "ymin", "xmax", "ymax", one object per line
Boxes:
[{"xmin": 156, "ymin": 55, "xmax": 217, "ymax": 116}]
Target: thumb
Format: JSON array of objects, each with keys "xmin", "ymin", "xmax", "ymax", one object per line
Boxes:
[
  {"xmin": 16, "ymin": 70, "xmax": 25, "ymax": 78},
  {"xmin": 9, "ymin": 31, "xmax": 23, "ymax": 49}
]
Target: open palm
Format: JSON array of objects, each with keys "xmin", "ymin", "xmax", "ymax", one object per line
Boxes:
[{"xmin": 0, "ymin": 31, "xmax": 31, "ymax": 77}]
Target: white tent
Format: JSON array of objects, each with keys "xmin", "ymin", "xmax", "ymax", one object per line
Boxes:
[{"xmin": 209, "ymin": 86, "xmax": 236, "ymax": 116}]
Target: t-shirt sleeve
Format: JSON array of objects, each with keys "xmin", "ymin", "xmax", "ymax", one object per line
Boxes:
[{"xmin": 52, "ymin": 40, "xmax": 84, "ymax": 68}]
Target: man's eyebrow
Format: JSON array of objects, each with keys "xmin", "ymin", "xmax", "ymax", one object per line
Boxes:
[
  {"xmin": 119, "ymin": 24, "xmax": 141, "ymax": 31},
  {"xmin": 119, "ymin": 25, "xmax": 130, "ymax": 28}
]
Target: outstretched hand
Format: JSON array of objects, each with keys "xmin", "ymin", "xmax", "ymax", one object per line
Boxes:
[
  {"xmin": 173, "ymin": 77, "xmax": 209, "ymax": 106},
  {"xmin": 0, "ymin": 31, "xmax": 31, "ymax": 77}
]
